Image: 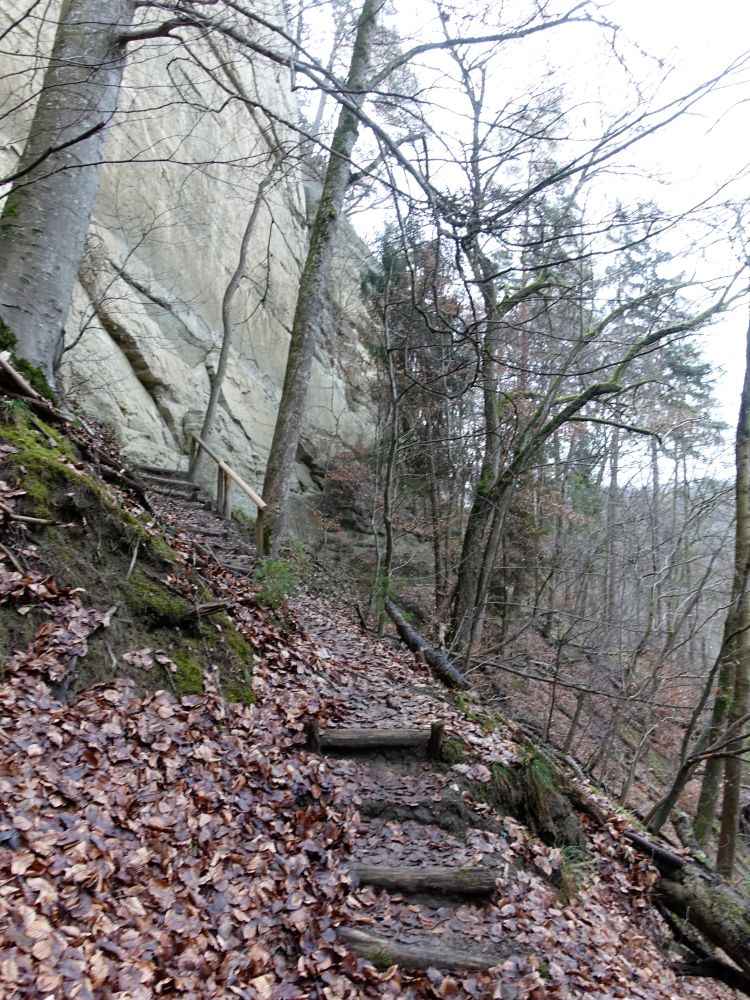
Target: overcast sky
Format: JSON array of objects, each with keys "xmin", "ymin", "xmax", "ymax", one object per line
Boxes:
[{"xmin": 606, "ymin": 0, "xmax": 750, "ymax": 429}]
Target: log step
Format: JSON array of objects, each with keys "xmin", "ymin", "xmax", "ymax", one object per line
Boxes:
[
  {"xmin": 351, "ymin": 863, "xmax": 499, "ymax": 897},
  {"xmin": 141, "ymin": 475, "xmax": 199, "ymax": 492},
  {"xmin": 135, "ymin": 465, "xmax": 189, "ymax": 478},
  {"xmin": 308, "ymin": 722, "xmax": 444, "ymax": 757},
  {"xmin": 339, "ymin": 927, "xmax": 499, "ymax": 972},
  {"xmin": 149, "ymin": 489, "xmax": 203, "ymax": 502}
]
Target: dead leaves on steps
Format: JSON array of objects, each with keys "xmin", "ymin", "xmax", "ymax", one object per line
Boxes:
[{"xmin": 0, "ymin": 424, "xmax": 741, "ymax": 999}]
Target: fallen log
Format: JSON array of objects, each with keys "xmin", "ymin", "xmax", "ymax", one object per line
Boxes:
[
  {"xmin": 307, "ymin": 721, "xmax": 444, "ymax": 758},
  {"xmin": 384, "ymin": 600, "xmax": 469, "ymax": 689},
  {"xmin": 672, "ymin": 958, "xmax": 750, "ymax": 997},
  {"xmin": 350, "ymin": 863, "xmax": 499, "ymax": 897},
  {"xmin": 339, "ymin": 927, "xmax": 498, "ymax": 972},
  {"xmin": 615, "ymin": 828, "xmax": 750, "ymax": 992}
]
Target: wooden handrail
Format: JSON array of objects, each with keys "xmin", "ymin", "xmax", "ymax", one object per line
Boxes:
[{"xmin": 190, "ymin": 433, "xmax": 266, "ymax": 556}]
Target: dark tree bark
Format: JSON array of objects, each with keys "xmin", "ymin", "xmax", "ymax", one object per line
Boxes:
[
  {"xmin": 715, "ymin": 309, "xmax": 750, "ymax": 876},
  {"xmin": 385, "ymin": 599, "xmax": 469, "ymax": 688},
  {"xmin": 261, "ymin": 0, "xmax": 384, "ymax": 553}
]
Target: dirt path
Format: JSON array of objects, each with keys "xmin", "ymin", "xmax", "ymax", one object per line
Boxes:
[{"xmin": 145, "ymin": 486, "xmax": 732, "ymax": 1000}]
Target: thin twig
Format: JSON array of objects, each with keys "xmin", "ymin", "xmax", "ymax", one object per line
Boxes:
[
  {"xmin": 0, "ymin": 541, "xmax": 24, "ymax": 573},
  {"xmin": 126, "ymin": 539, "xmax": 140, "ymax": 580},
  {"xmin": 0, "ymin": 501, "xmax": 54, "ymax": 525}
]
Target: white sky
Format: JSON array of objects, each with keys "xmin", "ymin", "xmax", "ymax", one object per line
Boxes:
[
  {"xmin": 592, "ymin": 0, "xmax": 750, "ymax": 431},
  {"xmin": 329, "ymin": 0, "xmax": 750, "ymax": 436}
]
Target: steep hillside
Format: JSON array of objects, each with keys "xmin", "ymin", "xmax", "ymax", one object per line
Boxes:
[{"xmin": 1, "ymin": 388, "xmax": 747, "ymax": 999}]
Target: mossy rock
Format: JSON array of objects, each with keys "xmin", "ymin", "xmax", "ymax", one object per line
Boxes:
[
  {"xmin": 123, "ymin": 572, "xmax": 190, "ymax": 627},
  {"xmin": 482, "ymin": 751, "xmax": 585, "ymax": 849},
  {"xmin": 0, "ymin": 318, "xmax": 16, "ymax": 351}
]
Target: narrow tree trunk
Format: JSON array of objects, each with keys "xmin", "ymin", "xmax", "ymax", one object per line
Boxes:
[
  {"xmin": 0, "ymin": 0, "xmax": 135, "ymax": 383},
  {"xmin": 262, "ymin": 0, "xmax": 384, "ymax": 552},
  {"xmin": 449, "ymin": 245, "xmax": 503, "ymax": 647},
  {"xmin": 716, "ymin": 310, "xmax": 750, "ymax": 876},
  {"xmin": 190, "ymin": 170, "xmax": 274, "ymax": 482},
  {"xmin": 694, "ymin": 654, "xmax": 734, "ymax": 846}
]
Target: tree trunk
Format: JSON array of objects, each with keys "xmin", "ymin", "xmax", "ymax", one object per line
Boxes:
[
  {"xmin": 448, "ymin": 243, "xmax": 504, "ymax": 648},
  {"xmin": 0, "ymin": 0, "xmax": 135, "ymax": 384},
  {"xmin": 716, "ymin": 309, "xmax": 750, "ymax": 877},
  {"xmin": 261, "ymin": 0, "xmax": 384, "ymax": 553},
  {"xmin": 385, "ymin": 600, "xmax": 469, "ymax": 689},
  {"xmin": 190, "ymin": 170, "xmax": 274, "ymax": 483}
]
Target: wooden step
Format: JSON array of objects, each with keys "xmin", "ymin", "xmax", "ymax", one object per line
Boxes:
[
  {"xmin": 351, "ymin": 863, "xmax": 500, "ymax": 897},
  {"xmin": 135, "ymin": 465, "xmax": 190, "ymax": 479},
  {"xmin": 308, "ymin": 722, "xmax": 444, "ymax": 757},
  {"xmin": 148, "ymin": 487, "xmax": 202, "ymax": 501},
  {"xmin": 339, "ymin": 927, "xmax": 499, "ymax": 972},
  {"xmin": 140, "ymin": 474, "xmax": 198, "ymax": 491}
]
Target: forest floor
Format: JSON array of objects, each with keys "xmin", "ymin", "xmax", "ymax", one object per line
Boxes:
[{"xmin": 0, "ymin": 399, "xmax": 740, "ymax": 999}]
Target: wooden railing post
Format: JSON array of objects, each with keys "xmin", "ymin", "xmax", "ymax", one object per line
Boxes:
[
  {"xmin": 216, "ymin": 464, "xmax": 225, "ymax": 516},
  {"xmin": 190, "ymin": 433, "xmax": 268, "ymax": 546},
  {"xmin": 223, "ymin": 471, "xmax": 232, "ymax": 519},
  {"xmin": 256, "ymin": 508, "xmax": 265, "ymax": 558}
]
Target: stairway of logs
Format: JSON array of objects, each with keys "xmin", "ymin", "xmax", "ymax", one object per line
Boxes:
[
  {"xmin": 138, "ymin": 473, "xmax": 511, "ymax": 977},
  {"xmin": 136, "ymin": 465, "xmax": 256, "ymax": 575},
  {"xmin": 308, "ymin": 720, "xmax": 508, "ymax": 973}
]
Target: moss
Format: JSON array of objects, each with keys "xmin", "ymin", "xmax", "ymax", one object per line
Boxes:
[
  {"xmin": 225, "ymin": 627, "xmax": 255, "ymax": 661},
  {"xmin": 0, "ymin": 318, "xmax": 16, "ymax": 351},
  {"xmin": 12, "ymin": 358, "xmax": 57, "ymax": 404},
  {"xmin": 253, "ymin": 559, "xmax": 297, "ymax": 609},
  {"xmin": 441, "ymin": 737, "xmax": 468, "ymax": 765},
  {"xmin": 117, "ymin": 510, "xmax": 177, "ymax": 564},
  {"xmin": 0, "ymin": 409, "xmax": 86, "ymax": 516},
  {"xmin": 223, "ymin": 681, "xmax": 256, "ymax": 705},
  {"xmin": 172, "ymin": 648, "xmax": 204, "ymax": 696},
  {"xmin": 370, "ymin": 949, "xmax": 396, "ymax": 970},
  {"xmin": 123, "ymin": 572, "xmax": 190, "ymax": 627}
]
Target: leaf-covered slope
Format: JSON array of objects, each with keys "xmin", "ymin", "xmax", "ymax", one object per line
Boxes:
[{"xmin": 0, "ymin": 400, "xmax": 737, "ymax": 999}]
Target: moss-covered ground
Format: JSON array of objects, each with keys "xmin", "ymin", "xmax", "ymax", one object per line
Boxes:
[{"xmin": 0, "ymin": 401, "xmax": 254, "ymax": 704}]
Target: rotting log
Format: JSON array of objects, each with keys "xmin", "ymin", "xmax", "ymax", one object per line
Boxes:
[
  {"xmin": 656, "ymin": 866, "xmax": 750, "ymax": 981},
  {"xmin": 339, "ymin": 927, "xmax": 498, "ymax": 972},
  {"xmin": 384, "ymin": 600, "xmax": 469, "ymax": 689},
  {"xmin": 602, "ymin": 824, "xmax": 750, "ymax": 992},
  {"xmin": 307, "ymin": 721, "xmax": 444, "ymax": 758},
  {"xmin": 350, "ymin": 863, "xmax": 499, "ymax": 897}
]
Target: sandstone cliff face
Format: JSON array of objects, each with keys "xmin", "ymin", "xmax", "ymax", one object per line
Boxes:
[{"xmin": 0, "ymin": 3, "xmax": 377, "ymax": 514}]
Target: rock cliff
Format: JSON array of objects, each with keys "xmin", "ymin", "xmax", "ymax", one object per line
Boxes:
[{"xmin": 0, "ymin": 2, "xmax": 378, "ymax": 516}]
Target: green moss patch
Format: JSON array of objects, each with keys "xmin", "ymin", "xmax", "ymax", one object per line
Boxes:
[
  {"xmin": 223, "ymin": 681, "xmax": 256, "ymax": 706},
  {"xmin": 123, "ymin": 573, "xmax": 190, "ymax": 627},
  {"xmin": 172, "ymin": 648, "xmax": 204, "ymax": 696},
  {"xmin": 0, "ymin": 401, "xmax": 255, "ymax": 708},
  {"xmin": 441, "ymin": 737, "xmax": 468, "ymax": 765}
]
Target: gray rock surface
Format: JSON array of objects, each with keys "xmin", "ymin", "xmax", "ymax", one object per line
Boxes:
[{"xmin": 0, "ymin": 2, "xmax": 377, "ymax": 518}]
